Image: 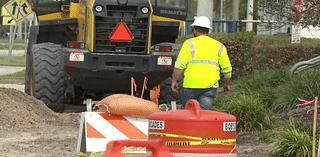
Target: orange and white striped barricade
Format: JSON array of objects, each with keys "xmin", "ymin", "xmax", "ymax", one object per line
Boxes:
[{"xmin": 76, "ymin": 112, "xmax": 148, "ymax": 154}]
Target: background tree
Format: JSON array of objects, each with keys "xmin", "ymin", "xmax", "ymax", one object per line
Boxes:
[
  {"xmin": 187, "ymin": 0, "xmax": 197, "ymax": 18},
  {"xmin": 257, "ymin": 0, "xmax": 320, "ymax": 28}
]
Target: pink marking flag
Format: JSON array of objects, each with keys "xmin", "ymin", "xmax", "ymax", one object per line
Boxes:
[{"xmin": 296, "ymin": 98, "xmax": 316, "ymax": 107}]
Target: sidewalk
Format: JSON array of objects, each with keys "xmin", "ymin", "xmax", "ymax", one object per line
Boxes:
[
  {"xmin": 0, "ymin": 84, "xmax": 24, "ymax": 92},
  {"xmin": 0, "ymin": 50, "xmax": 26, "ymax": 56},
  {"xmin": 0, "ymin": 66, "xmax": 25, "ymax": 75}
]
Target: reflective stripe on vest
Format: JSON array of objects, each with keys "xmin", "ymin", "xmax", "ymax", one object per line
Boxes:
[{"xmin": 186, "ymin": 39, "xmax": 223, "ymax": 67}]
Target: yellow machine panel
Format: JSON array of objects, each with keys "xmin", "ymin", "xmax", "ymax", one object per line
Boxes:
[{"xmin": 85, "ymin": 0, "xmax": 95, "ymax": 51}]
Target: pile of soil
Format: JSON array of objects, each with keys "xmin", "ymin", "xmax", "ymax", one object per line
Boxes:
[{"xmin": 0, "ymin": 87, "xmax": 81, "ymax": 156}]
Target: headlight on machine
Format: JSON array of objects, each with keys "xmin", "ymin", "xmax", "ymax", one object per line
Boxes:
[
  {"xmin": 95, "ymin": 5, "xmax": 103, "ymax": 12},
  {"xmin": 141, "ymin": 7, "xmax": 149, "ymax": 14}
]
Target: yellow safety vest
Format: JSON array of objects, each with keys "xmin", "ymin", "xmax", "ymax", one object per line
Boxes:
[{"xmin": 175, "ymin": 36, "xmax": 232, "ymax": 88}]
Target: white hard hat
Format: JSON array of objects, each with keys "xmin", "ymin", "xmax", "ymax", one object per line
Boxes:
[{"xmin": 191, "ymin": 16, "xmax": 212, "ymax": 30}]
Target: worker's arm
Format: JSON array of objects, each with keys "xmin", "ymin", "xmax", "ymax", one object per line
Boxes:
[
  {"xmin": 172, "ymin": 59, "xmax": 186, "ymax": 92},
  {"xmin": 221, "ymin": 66, "xmax": 232, "ymax": 95},
  {"xmin": 171, "ymin": 60, "xmax": 187, "ymax": 92},
  {"xmin": 219, "ymin": 45, "xmax": 232, "ymax": 94},
  {"xmin": 172, "ymin": 68, "xmax": 183, "ymax": 92},
  {"xmin": 223, "ymin": 77, "xmax": 231, "ymax": 94}
]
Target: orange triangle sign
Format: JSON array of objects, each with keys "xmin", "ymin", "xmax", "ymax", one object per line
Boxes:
[
  {"xmin": 109, "ymin": 22, "xmax": 134, "ymax": 42},
  {"xmin": 86, "ymin": 122, "xmax": 106, "ymax": 138}
]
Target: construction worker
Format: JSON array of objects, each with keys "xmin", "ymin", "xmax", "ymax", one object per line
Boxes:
[{"xmin": 171, "ymin": 16, "xmax": 232, "ymax": 110}]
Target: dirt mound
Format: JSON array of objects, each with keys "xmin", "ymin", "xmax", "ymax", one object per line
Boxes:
[
  {"xmin": 0, "ymin": 87, "xmax": 81, "ymax": 156},
  {"xmin": 0, "ymin": 87, "xmax": 80, "ymax": 133}
]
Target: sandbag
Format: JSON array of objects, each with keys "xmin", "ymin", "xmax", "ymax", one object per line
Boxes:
[{"xmin": 96, "ymin": 94, "xmax": 160, "ymax": 117}]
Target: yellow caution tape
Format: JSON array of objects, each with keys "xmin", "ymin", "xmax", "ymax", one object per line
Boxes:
[
  {"xmin": 150, "ymin": 132, "xmax": 202, "ymax": 140},
  {"xmin": 150, "ymin": 132, "xmax": 237, "ymax": 155},
  {"xmin": 149, "ymin": 132, "xmax": 235, "ymax": 145},
  {"xmin": 166, "ymin": 140, "xmax": 234, "ymax": 146}
]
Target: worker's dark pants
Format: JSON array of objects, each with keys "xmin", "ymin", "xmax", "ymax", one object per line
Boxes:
[{"xmin": 181, "ymin": 87, "xmax": 218, "ymax": 110}]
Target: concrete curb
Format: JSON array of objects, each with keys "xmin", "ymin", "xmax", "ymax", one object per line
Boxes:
[
  {"xmin": 0, "ymin": 66, "xmax": 25, "ymax": 75},
  {"xmin": 0, "ymin": 84, "xmax": 24, "ymax": 92}
]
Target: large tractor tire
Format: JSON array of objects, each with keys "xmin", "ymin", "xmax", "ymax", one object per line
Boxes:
[
  {"xmin": 159, "ymin": 76, "xmax": 183, "ymax": 108},
  {"xmin": 25, "ymin": 43, "xmax": 65, "ymax": 112}
]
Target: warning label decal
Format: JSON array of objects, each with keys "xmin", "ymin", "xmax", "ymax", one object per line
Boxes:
[
  {"xmin": 223, "ymin": 122, "xmax": 236, "ymax": 131},
  {"xmin": 148, "ymin": 120, "xmax": 165, "ymax": 130}
]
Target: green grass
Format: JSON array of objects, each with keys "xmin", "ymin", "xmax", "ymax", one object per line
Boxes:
[
  {"xmin": 217, "ymin": 67, "xmax": 320, "ymax": 112},
  {"xmin": 0, "ymin": 39, "xmax": 25, "ymax": 43},
  {"xmin": 234, "ymin": 68, "xmax": 291, "ymax": 109},
  {"xmin": 254, "ymin": 35, "xmax": 291, "ymax": 44},
  {"xmin": 273, "ymin": 68, "xmax": 320, "ymax": 110},
  {"xmin": 214, "ymin": 91, "xmax": 273, "ymax": 131},
  {"xmin": 271, "ymin": 117, "xmax": 316, "ymax": 157},
  {"xmin": 0, "ymin": 56, "xmax": 26, "ymax": 66},
  {"xmin": 0, "ymin": 39, "xmax": 27, "ymax": 49},
  {"xmin": 258, "ymin": 131, "xmax": 280, "ymax": 144},
  {"xmin": 213, "ymin": 68, "xmax": 293, "ymax": 131},
  {"xmin": 0, "ymin": 44, "xmax": 27, "ymax": 50}
]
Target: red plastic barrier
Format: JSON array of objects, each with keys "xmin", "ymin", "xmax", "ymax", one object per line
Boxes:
[
  {"xmin": 103, "ymin": 139, "xmax": 175, "ymax": 157},
  {"xmin": 148, "ymin": 99, "xmax": 237, "ymax": 154}
]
